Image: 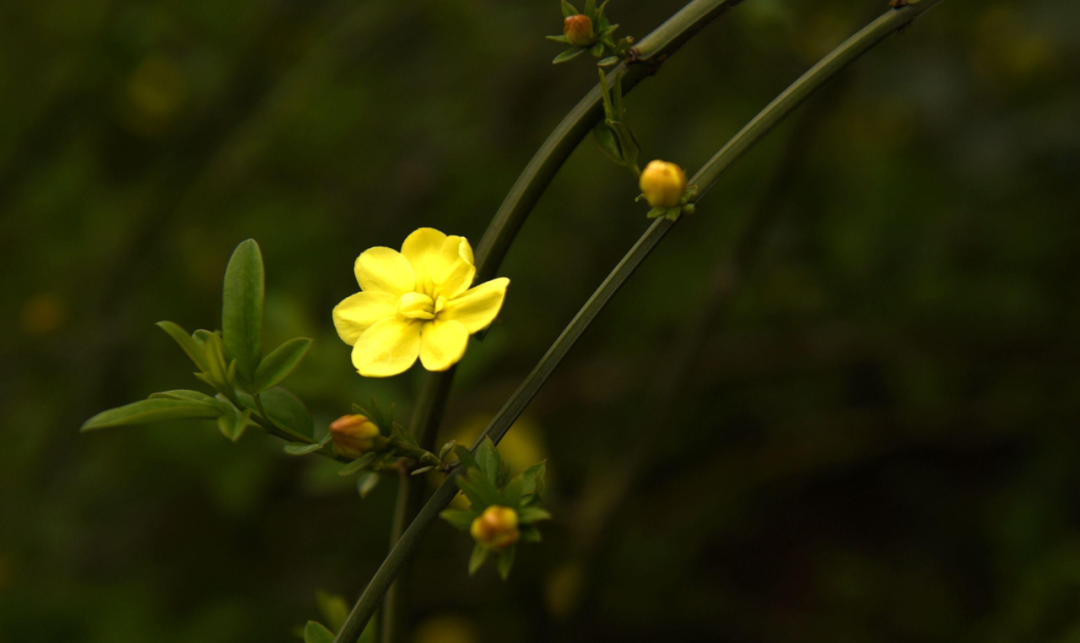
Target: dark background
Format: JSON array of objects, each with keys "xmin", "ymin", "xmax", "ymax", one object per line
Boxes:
[{"xmin": 3, "ymin": 0, "xmax": 1079, "ymax": 641}]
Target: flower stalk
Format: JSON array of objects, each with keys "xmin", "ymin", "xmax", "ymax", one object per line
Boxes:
[{"xmin": 333, "ymin": 2, "xmax": 947, "ymax": 640}]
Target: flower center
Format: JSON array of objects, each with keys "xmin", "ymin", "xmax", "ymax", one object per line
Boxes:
[{"xmin": 396, "ymin": 292, "xmax": 446, "ymax": 321}]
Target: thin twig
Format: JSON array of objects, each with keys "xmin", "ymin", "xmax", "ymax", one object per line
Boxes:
[{"xmin": 331, "ymin": 2, "xmax": 947, "ymax": 640}]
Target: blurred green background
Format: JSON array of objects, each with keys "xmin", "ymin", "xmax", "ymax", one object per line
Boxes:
[{"xmin": 3, "ymin": 0, "xmax": 1079, "ymax": 641}]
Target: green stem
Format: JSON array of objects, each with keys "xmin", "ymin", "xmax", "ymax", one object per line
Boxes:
[
  {"xmin": 373, "ymin": 0, "xmax": 747, "ymax": 639},
  {"xmin": 332, "ymin": 3, "xmax": 946, "ymax": 641},
  {"xmin": 379, "ymin": 371, "xmax": 456, "ymax": 643}
]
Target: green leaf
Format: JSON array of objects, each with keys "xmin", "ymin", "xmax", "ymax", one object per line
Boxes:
[
  {"xmin": 600, "ymin": 23, "xmax": 619, "ymax": 37},
  {"xmin": 217, "ymin": 407, "xmax": 251, "ymax": 443},
  {"xmin": 519, "ymin": 507, "xmax": 552, "ymax": 523},
  {"xmin": 597, "ymin": 55, "xmax": 620, "ymax": 67},
  {"xmin": 222, "ymin": 239, "xmax": 265, "ymax": 390},
  {"xmin": 496, "ymin": 546, "xmax": 516, "ymax": 580},
  {"xmin": 545, "ymin": 34, "xmax": 570, "ymax": 44},
  {"xmin": 238, "ymin": 387, "xmax": 313, "ymax": 440},
  {"xmin": 357, "ymin": 471, "xmax": 380, "ymax": 498},
  {"xmin": 589, "ymin": 42, "xmax": 604, "ymax": 57},
  {"xmin": 284, "ymin": 434, "xmax": 330, "ymax": 456},
  {"xmin": 503, "ymin": 477, "xmax": 524, "ymax": 508},
  {"xmin": 584, "ymin": 0, "xmax": 596, "ymax": 21},
  {"xmin": 454, "ymin": 444, "xmax": 479, "ymax": 472},
  {"xmin": 646, "ymin": 206, "xmax": 667, "ymax": 219},
  {"xmin": 560, "ymin": 0, "xmax": 577, "ymax": 17},
  {"xmin": 303, "ymin": 621, "xmax": 335, "ymax": 643},
  {"xmin": 156, "ymin": 321, "xmax": 209, "ymax": 371},
  {"xmin": 553, "ymin": 48, "xmax": 586, "ymax": 64},
  {"xmin": 521, "ymin": 461, "xmax": 547, "ymax": 498},
  {"xmin": 592, "ymin": 124, "xmax": 624, "ymax": 164},
  {"xmin": 82, "ymin": 399, "xmax": 222, "ymax": 432},
  {"xmin": 666, "ymin": 206, "xmax": 683, "ymax": 220},
  {"xmin": 338, "ymin": 452, "xmax": 378, "ymax": 477},
  {"xmin": 201, "ymin": 332, "xmax": 229, "ymax": 389},
  {"xmin": 316, "ymin": 591, "xmax": 350, "ymax": 633},
  {"xmin": 519, "ymin": 525, "xmax": 543, "ymax": 543},
  {"xmin": 468, "ymin": 544, "xmax": 489, "ymax": 576},
  {"xmin": 455, "ymin": 476, "xmax": 492, "ymax": 510},
  {"xmin": 149, "ymin": 390, "xmax": 225, "ymax": 407},
  {"xmin": 254, "ymin": 337, "xmax": 311, "ymax": 392},
  {"xmin": 475, "ymin": 438, "xmax": 501, "ymax": 487},
  {"xmin": 440, "ymin": 509, "xmax": 477, "ymax": 531}
]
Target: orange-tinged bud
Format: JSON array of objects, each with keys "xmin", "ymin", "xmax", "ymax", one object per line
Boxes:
[
  {"xmin": 330, "ymin": 414, "xmax": 382, "ymax": 459},
  {"xmin": 470, "ymin": 506, "xmax": 519, "ymax": 550},
  {"xmin": 563, "ymin": 15, "xmax": 594, "ymax": 47},
  {"xmin": 639, "ymin": 160, "xmax": 688, "ymax": 208}
]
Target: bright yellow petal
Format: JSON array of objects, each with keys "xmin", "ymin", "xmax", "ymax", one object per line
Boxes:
[
  {"xmin": 458, "ymin": 237, "xmax": 475, "ymax": 265},
  {"xmin": 401, "ymin": 227, "xmax": 448, "ymax": 290},
  {"xmin": 354, "ymin": 247, "xmax": 415, "ymax": 295},
  {"xmin": 431, "ymin": 236, "xmax": 476, "ymax": 300},
  {"xmin": 419, "ymin": 319, "xmax": 469, "ymax": 371},
  {"xmin": 351, "ymin": 317, "xmax": 421, "ymax": 377},
  {"xmin": 441, "ymin": 277, "xmax": 509, "ymax": 334},
  {"xmin": 332, "ymin": 291, "xmax": 397, "ymax": 345}
]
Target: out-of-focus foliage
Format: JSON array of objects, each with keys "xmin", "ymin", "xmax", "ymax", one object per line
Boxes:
[{"xmin": 2, "ymin": 0, "xmax": 1079, "ymax": 641}]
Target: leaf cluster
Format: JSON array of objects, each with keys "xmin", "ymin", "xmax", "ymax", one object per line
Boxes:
[
  {"xmin": 439, "ymin": 437, "xmax": 551, "ymax": 579},
  {"xmin": 81, "ymin": 240, "xmax": 315, "ymax": 445}
]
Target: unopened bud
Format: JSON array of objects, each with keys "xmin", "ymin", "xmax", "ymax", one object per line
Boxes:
[
  {"xmin": 564, "ymin": 15, "xmax": 594, "ymax": 47},
  {"xmin": 330, "ymin": 414, "xmax": 382, "ymax": 459},
  {"xmin": 470, "ymin": 505, "xmax": 519, "ymax": 550},
  {"xmin": 639, "ymin": 160, "xmax": 687, "ymax": 208}
]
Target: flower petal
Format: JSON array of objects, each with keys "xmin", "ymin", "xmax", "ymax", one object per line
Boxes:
[
  {"xmin": 351, "ymin": 317, "xmax": 421, "ymax": 377},
  {"xmin": 332, "ymin": 291, "xmax": 397, "ymax": 345},
  {"xmin": 401, "ymin": 227, "xmax": 448, "ymax": 289},
  {"xmin": 441, "ymin": 277, "xmax": 509, "ymax": 334},
  {"xmin": 354, "ymin": 247, "xmax": 415, "ymax": 295},
  {"xmin": 419, "ymin": 319, "xmax": 469, "ymax": 372},
  {"xmin": 431, "ymin": 236, "xmax": 476, "ymax": 300}
]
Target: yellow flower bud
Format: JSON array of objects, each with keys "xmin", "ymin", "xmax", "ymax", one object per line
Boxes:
[
  {"xmin": 330, "ymin": 414, "xmax": 382, "ymax": 459},
  {"xmin": 563, "ymin": 15, "xmax": 594, "ymax": 47},
  {"xmin": 470, "ymin": 506, "xmax": 519, "ymax": 551},
  {"xmin": 639, "ymin": 160, "xmax": 688, "ymax": 208}
]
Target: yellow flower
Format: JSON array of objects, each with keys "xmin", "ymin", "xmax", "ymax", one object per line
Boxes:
[
  {"xmin": 639, "ymin": 160, "xmax": 687, "ymax": 208},
  {"xmin": 329, "ymin": 414, "xmax": 383, "ymax": 458},
  {"xmin": 333, "ymin": 228, "xmax": 510, "ymax": 377},
  {"xmin": 471, "ymin": 506, "xmax": 519, "ymax": 550}
]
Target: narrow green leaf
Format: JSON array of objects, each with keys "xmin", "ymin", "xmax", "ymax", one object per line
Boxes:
[
  {"xmin": 584, "ymin": 0, "xmax": 596, "ymax": 21},
  {"xmin": 455, "ymin": 476, "xmax": 491, "ymax": 510},
  {"xmin": 589, "ymin": 42, "xmax": 604, "ymax": 57},
  {"xmin": 560, "ymin": 0, "xmax": 577, "ymax": 17},
  {"xmin": 149, "ymin": 390, "xmax": 224, "ymax": 407},
  {"xmin": 453, "ymin": 444, "xmax": 479, "ymax": 472},
  {"xmin": 316, "ymin": 591, "xmax": 350, "ymax": 633},
  {"xmin": 666, "ymin": 206, "xmax": 683, "ymax": 220},
  {"xmin": 475, "ymin": 438, "xmax": 501, "ymax": 487},
  {"xmin": 468, "ymin": 544, "xmax": 489, "ymax": 576},
  {"xmin": 519, "ymin": 526, "xmax": 543, "ymax": 543},
  {"xmin": 496, "ymin": 546, "xmax": 516, "ymax": 580},
  {"xmin": 439, "ymin": 509, "xmax": 476, "ymax": 531},
  {"xmin": 592, "ymin": 124, "xmax": 624, "ymax": 164},
  {"xmin": 201, "ymin": 332, "xmax": 229, "ymax": 389},
  {"xmin": 303, "ymin": 621, "xmax": 335, "ymax": 643},
  {"xmin": 238, "ymin": 387, "xmax": 314, "ymax": 440},
  {"xmin": 338, "ymin": 452, "xmax": 378, "ymax": 477},
  {"xmin": 519, "ymin": 507, "xmax": 552, "ymax": 523},
  {"xmin": 545, "ymin": 34, "xmax": 570, "ymax": 44},
  {"xmin": 222, "ymin": 239, "xmax": 265, "ymax": 390},
  {"xmin": 217, "ymin": 407, "xmax": 250, "ymax": 443},
  {"xmin": 646, "ymin": 206, "xmax": 666, "ymax": 219},
  {"xmin": 521, "ymin": 461, "xmax": 547, "ymax": 498},
  {"xmin": 597, "ymin": 56, "xmax": 619, "ymax": 67},
  {"xmin": 600, "ymin": 23, "xmax": 619, "ymax": 36},
  {"xmin": 254, "ymin": 337, "xmax": 312, "ymax": 392},
  {"xmin": 284, "ymin": 435, "xmax": 329, "ymax": 456},
  {"xmin": 553, "ymin": 48, "xmax": 586, "ymax": 64},
  {"xmin": 156, "ymin": 321, "xmax": 209, "ymax": 371},
  {"xmin": 82, "ymin": 399, "xmax": 221, "ymax": 432},
  {"xmin": 357, "ymin": 471, "xmax": 380, "ymax": 498},
  {"xmin": 503, "ymin": 477, "xmax": 523, "ymax": 508}
]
